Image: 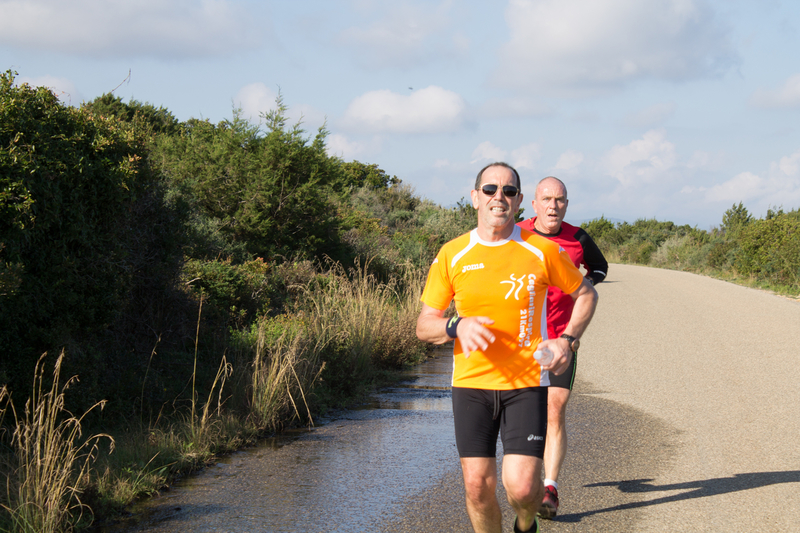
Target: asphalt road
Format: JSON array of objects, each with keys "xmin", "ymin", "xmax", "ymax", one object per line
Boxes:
[
  {"xmin": 391, "ymin": 263, "xmax": 800, "ymax": 532},
  {"xmin": 554, "ymin": 263, "xmax": 800, "ymax": 532},
  {"xmin": 100, "ymin": 264, "xmax": 800, "ymax": 532}
]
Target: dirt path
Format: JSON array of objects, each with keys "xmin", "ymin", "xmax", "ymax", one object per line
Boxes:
[{"xmin": 561, "ymin": 263, "xmax": 800, "ymax": 532}]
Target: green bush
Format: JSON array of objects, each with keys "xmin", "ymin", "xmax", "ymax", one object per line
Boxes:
[
  {"xmin": 0, "ymin": 71, "xmax": 150, "ymax": 385},
  {"xmin": 152, "ymin": 102, "xmax": 346, "ymax": 262},
  {"xmin": 735, "ymin": 212, "xmax": 800, "ymax": 287}
]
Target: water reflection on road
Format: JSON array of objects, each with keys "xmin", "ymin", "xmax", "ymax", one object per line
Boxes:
[{"xmin": 99, "ymin": 347, "xmax": 459, "ymax": 533}]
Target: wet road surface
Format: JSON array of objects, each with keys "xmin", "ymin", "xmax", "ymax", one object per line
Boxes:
[
  {"xmin": 98, "ymin": 264, "xmax": 800, "ymax": 532},
  {"xmin": 97, "ymin": 346, "xmax": 677, "ymax": 533}
]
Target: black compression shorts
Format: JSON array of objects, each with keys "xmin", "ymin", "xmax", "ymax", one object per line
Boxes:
[
  {"xmin": 452, "ymin": 387, "xmax": 547, "ymax": 458},
  {"xmin": 547, "ymin": 351, "xmax": 577, "ymax": 390}
]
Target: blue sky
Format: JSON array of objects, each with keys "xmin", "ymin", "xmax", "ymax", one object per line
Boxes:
[{"xmin": 3, "ymin": 0, "xmax": 800, "ymax": 229}]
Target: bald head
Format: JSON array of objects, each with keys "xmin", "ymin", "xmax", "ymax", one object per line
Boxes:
[
  {"xmin": 532, "ymin": 176, "xmax": 568, "ymax": 235},
  {"xmin": 535, "ymin": 176, "xmax": 567, "ymax": 201}
]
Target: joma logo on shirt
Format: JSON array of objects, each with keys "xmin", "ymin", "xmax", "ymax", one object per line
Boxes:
[{"xmin": 462, "ymin": 263, "xmax": 485, "ymax": 273}]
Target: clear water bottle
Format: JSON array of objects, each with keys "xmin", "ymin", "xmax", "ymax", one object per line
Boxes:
[{"xmin": 533, "ymin": 345, "xmax": 554, "ymax": 366}]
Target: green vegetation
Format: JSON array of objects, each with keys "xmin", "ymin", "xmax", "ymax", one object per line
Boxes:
[
  {"xmin": 582, "ymin": 206, "xmax": 800, "ymax": 296},
  {"xmin": 0, "ymin": 71, "xmax": 473, "ymax": 531},
  {"xmin": 2, "ymin": 70, "xmax": 798, "ymax": 531}
]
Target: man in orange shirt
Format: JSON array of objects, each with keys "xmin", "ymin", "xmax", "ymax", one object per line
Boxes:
[{"xmin": 416, "ymin": 163, "xmax": 598, "ymax": 533}]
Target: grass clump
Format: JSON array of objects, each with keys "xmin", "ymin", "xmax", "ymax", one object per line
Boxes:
[{"xmin": 0, "ymin": 353, "xmax": 113, "ymax": 533}]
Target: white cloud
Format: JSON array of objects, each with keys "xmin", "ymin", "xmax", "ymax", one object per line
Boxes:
[
  {"xmin": 766, "ymin": 150, "xmax": 800, "ymax": 207},
  {"xmin": 234, "ymin": 83, "xmax": 278, "ymax": 122},
  {"xmin": 470, "ymin": 141, "xmax": 507, "ymax": 164},
  {"xmin": 17, "ymin": 75, "xmax": 82, "ymax": 106},
  {"xmin": 704, "ymin": 171, "xmax": 764, "ymax": 203},
  {"xmin": 772, "ymin": 150, "xmax": 800, "ymax": 178},
  {"xmin": 750, "ymin": 73, "xmax": 800, "ymax": 109},
  {"xmin": 510, "ymin": 143, "xmax": 542, "ymax": 170},
  {"xmin": 341, "ymin": 86, "xmax": 469, "ymax": 134},
  {"xmin": 553, "ymin": 150, "xmax": 584, "ymax": 173},
  {"xmin": 289, "ymin": 104, "xmax": 328, "ymax": 133},
  {"xmin": 695, "ymin": 150, "xmax": 800, "ymax": 211},
  {"xmin": 338, "ymin": 0, "xmax": 465, "ymax": 68},
  {"xmin": 600, "ymin": 129, "xmax": 678, "ymax": 186},
  {"xmin": 623, "ymin": 102, "xmax": 676, "ymax": 128},
  {"xmin": 496, "ymin": 0, "xmax": 737, "ymax": 94},
  {"xmin": 0, "ymin": 0, "xmax": 261, "ymax": 59},
  {"xmin": 325, "ymin": 134, "xmax": 366, "ymax": 160}
]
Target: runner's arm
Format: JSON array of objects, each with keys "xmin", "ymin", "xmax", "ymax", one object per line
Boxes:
[
  {"xmin": 563, "ymin": 277, "xmax": 598, "ymax": 340},
  {"xmin": 416, "ymin": 304, "xmax": 496, "ymax": 356},
  {"xmin": 538, "ymin": 278, "xmax": 598, "ymax": 375},
  {"xmin": 576, "ymin": 228, "xmax": 608, "ymax": 285}
]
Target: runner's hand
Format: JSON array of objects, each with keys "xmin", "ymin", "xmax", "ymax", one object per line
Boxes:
[
  {"xmin": 536, "ymin": 337, "xmax": 572, "ymax": 375},
  {"xmin": 455, "ymin": 316, "xmax": 495, "ymax": 358}
]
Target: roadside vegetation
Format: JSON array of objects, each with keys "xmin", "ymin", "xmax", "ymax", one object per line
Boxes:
[
  {"xmin": 582, "ymin": 204, "xmax": 800, "ymax": 298},
  {"xmin": 1, "ymin": 70, "xmax": 798, "ymax": 531}
]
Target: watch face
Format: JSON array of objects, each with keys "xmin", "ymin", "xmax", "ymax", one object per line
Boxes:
[{"xmin": 572, "ymin": 339, "xmax": 580, "ymax": 352}]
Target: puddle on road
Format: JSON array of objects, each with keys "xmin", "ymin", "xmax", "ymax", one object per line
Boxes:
[
  {"xmin": 95, "ymin": 347, "xmax": 458, "ymax": 533},
  {"xmin": 354, "ymin": 353, "xmax": 452, "ymax": 411}
]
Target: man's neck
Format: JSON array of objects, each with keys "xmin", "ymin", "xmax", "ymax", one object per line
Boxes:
[
  {"xmin": 532, "ymin": 216, "xmax": 561, "ymax": 236},
  {"xmin": 477, "ymin": 223, "xmax": 515, "ymax": 242}
]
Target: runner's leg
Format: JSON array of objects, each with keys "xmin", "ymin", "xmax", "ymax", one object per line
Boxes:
[
  {"xmin": 502, "ymin": 454, "xmax": 544, "ymax": 531},
  {"xmin": 461, "ymin": 457, "xmax": 502, "ymax": 533},
  {"xmin": 544, "ymin": 387, "xmax": 571, "ymax": 482}
]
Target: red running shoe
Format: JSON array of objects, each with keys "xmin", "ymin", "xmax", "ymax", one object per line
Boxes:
[{"xmin": 539, "ymin": 485, "xmax": 559, "ymax": 519}]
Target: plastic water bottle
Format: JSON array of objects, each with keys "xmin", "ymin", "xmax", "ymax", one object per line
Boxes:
[{"xmin": 533, "ymin": 345, "xmax": 554, "ymax": 366}]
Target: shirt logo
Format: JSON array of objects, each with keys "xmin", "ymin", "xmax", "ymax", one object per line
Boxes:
[
  {"xmin": 462, "ymin": 263, "xmax": 485, "ymax": 273},
  {"xmin": 518, "ymin": 274, "xmax": 537, "ymax": 347},
  {"xmin": 501, "ymin": 273, "xmax": 525, "ymax": 300}
]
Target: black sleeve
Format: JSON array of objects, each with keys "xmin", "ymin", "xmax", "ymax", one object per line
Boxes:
[{"xmin": 574, "ymin": 228, "xmax": 608, "ymax": 285}]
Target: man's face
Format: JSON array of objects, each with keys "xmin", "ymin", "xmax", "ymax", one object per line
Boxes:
[
  {"xmin": 470, "ymin": 165, "xmax": 523, "ymax": 237},
  {"xmin": 533, "ymin": 178, "xmax": 568, "ymax": 235}
]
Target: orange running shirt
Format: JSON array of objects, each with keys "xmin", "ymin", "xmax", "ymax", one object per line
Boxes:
[{"xmin": 421, "ymin": 226, "xmax": 584, "ymax": 390}]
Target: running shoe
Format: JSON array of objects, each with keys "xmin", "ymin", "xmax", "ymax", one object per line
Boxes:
[{"xmin": 539, "ymin": 485, "xmax": 559, "ymax": 519}]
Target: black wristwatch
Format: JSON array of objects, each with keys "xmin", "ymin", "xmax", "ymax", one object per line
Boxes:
[{"xmin": 560, "ymin": 334, "xmax": 580, "ymax": 352}]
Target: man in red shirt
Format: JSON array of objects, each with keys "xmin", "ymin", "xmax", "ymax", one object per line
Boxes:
[{"xmin": 517, "ymin": 176, "xmax": 608, "ymax": 519}]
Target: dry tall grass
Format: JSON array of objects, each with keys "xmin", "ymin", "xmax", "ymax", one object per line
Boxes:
[
  {"xmin": 0, "ymin": 259, "xmax": 429, "ymax": 527},
  {"xmin": 0, "ymin": 352, "xmax": 113, "ymax": 533},
  {"xmin": 248, "ymin": 325, "xmax": 325, "ymax": 431},
  {"xmin": 301, "ymin": 260, "xmax": 427, "ymax": 370},
  {"xmin": 245, "ymin": 259, "xmax": 427, "ymax": 430}
]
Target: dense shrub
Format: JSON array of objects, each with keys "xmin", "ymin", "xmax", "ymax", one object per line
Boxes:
[
  {"xmin": 582, "ymin": 204, "xmax": 800, "ymax": 295},
  {"xmin": 0, "ymin": 71, "xmax": 151, "ymax": 386},
  {"xmin": 735, "ymin": 212, "xmax": 800, "ymax": 287},
  {"xmin": 151, "ymin": 103, "xmax": 346, "ymax": 262}
]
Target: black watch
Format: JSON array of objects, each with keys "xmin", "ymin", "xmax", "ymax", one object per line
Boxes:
[{"xmin": 560, "ymin": 334, "xmax": 580, "ymax": 352}]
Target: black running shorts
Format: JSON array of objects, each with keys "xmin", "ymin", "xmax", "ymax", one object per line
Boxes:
[
  {"xmin": 547, "ymin": 351, "xmax": 577, "ymax": 390},
  {"xmin": 452, "ymin": 386, "xmax": 547, "ymax": 458}
]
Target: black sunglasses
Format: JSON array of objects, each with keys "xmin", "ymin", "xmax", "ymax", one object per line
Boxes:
[{"xmin": 479, "ymin": 184, "xmax": 520, "ymax": 198}]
